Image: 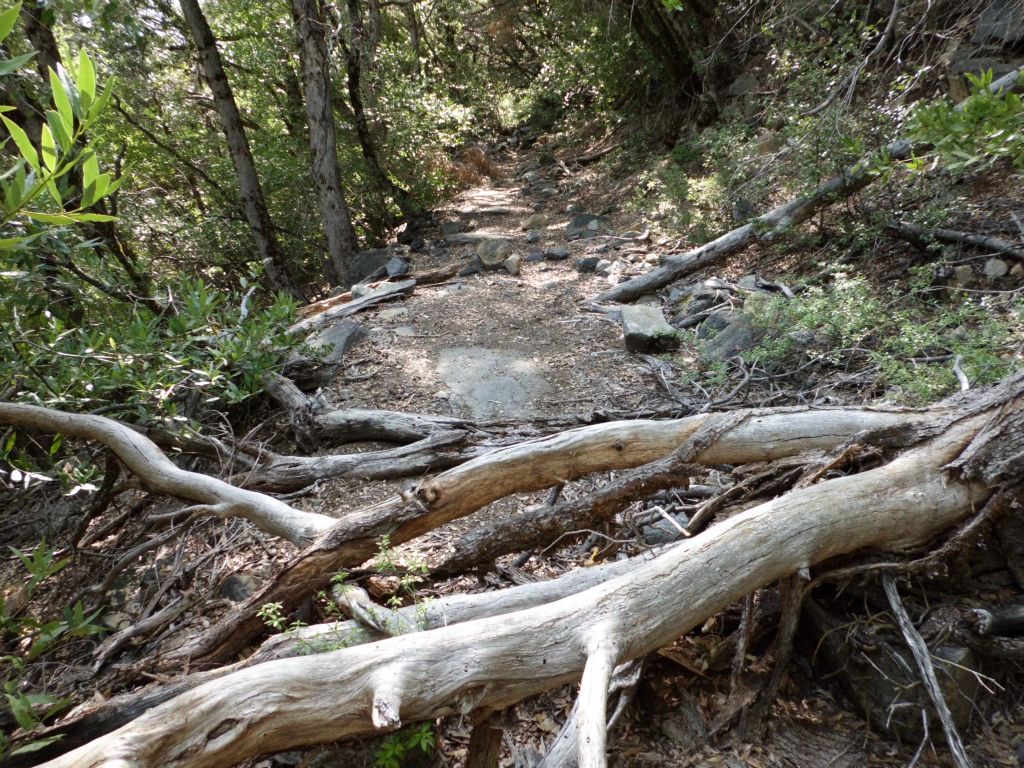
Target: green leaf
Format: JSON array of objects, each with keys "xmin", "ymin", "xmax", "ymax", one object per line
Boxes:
[
  {"xmin": 48, "ymin": 68, "xmax": 74, "ymax": 137},
  {"xmin": 39, "ymin": 122, "xmax": 56, "ymax": 171},
  {"xmin": 5, "ymin": 693, "xmax": 35, "ymax": 730},
  {"xmin": 0, "ymin": 2, "xmax": 22, "ymax": 45},
  {"xmin": 10, "ymin": 734, "xmax": 66, "ymax": 755},
  {"xmin": 87, "ymin": 78, "xmax": 113, "ymax": 121},
  {"xmin": 68, "ymin": 211, "xmax": 116, "ymax": 222},
  {"xmin": 1, "ymin": 115, "xmax": 40, "ymax": 172},
  {"xmin": 0, "ymin": 235, "xmax": 28, "ymax": 249},
  {"xmin": 24, "ymin": 211, "xmax": 76, "ymax": 224},
  {"xmin": 0, "ymin": 51, "xmax": 36, "ymax": 76},
  {"xmin": 81, "ymin": 150, "xmax": 98, "ymax": 189},
  {"xmin": 45, "ymin": 109, "xmax": 71, "ymax": 152},
  {"xmin": 77, "ymin": 50, "xmax": 95, "ymax": 108}
]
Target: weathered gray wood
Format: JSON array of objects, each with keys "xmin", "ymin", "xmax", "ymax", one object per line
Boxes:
[
  {"xmin": 38, "ymin": 410, "xmax": 996, "ymax": 768},
  {"xmin": 289, "ymin": 279, "xmax": 415, "ymax": 336}
]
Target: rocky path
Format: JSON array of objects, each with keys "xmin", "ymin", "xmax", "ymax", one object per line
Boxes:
[{"xmin": 324, "ymin": 151, "xmax": 675, "ymax": 424}]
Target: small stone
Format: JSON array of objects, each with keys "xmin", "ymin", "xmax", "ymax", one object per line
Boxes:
[
  {"xmin": 458, "ymin": 257, "xmax": 484, "ymax": 277},
  {"xmin": 565, "ymin": 213, "xmax": 607, "ymax": 239},
  {"xmin": 756, "ymin": 130, "xmax": 783, "ymax": 155},
  {"xmin": 1010, "ymin": 262, "xmax": 1024, "ymax": 277},
  {"xmin": 503, "ymin": 253, "xmax": 522, "ymax": 276},
  {"xmin": 440, "ymin": 221, "xmax": 463, "ymax": 236},
  {"xmin": 737, "ymin": 274, "xmax": 759, "ymax": 290},
  {"xmin": 539, "ymin": 186, "xmax": 558, "ymax": 197},
  {"xmin": 576, "ymin": 256, "xmax": 601, "ymax": 273},
  {"xmin": 643, "ymin": 254, "xmax": 659, "ymax": 265},
  {"xmin": 103, "ymin": 612, "xmax": 132, "ymax": 631},
  {"xmin": 951, "ymin": 264, "xmax": 975, "ymax": 287},
  {"xmin": 727, "ymin": 72, "xmax": 760, "ymax": 97},
  {"xmin": 522, "ymin": 213, "xmax": 549, "ymax": 230},
  {"xmin": 595, "ymin": 259, "xmax": 612, "ymax": 275},
  {"xmin": 525, "ymin": 250, "xmax": 545, "ymax": 262},
  {"xmin": 385, "ymin": 257, "xmax": 410, "ymax": 277},
  {"xmin": 565, "ymin": 202, "xmax": 583, "ymax": 214},
  {"xmin": 523, "ymin": 170, "xmax": 542, "ymax": 183},
  {"xmin": 622, "ymin": 305, "xmax": 680, "ymax": 353},
  {"xmin": 545, "ymin": 246, "xmax": 571, "ymax": 260},
  {"xmin": 984, "ymin": 258, "xmax": 1010, "ymax": 278},
  {"xmin": 394, "ymin": 325, "xmax": 417, "ymax": 337},
  {"xmin": 525, "ymin": 230, "xmax": 541, "ymax": 243},
  {"xmin": 477, "ymin": 239, "xmax": 515, "ymax": 268},
  {"xmin": 377, "ymin": 307, "xmax": 408, "ymax": 321}
]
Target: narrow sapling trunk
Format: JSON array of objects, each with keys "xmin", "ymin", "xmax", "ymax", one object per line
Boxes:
[{"xmin": 178, "ymin": 0, "xmax": 301, "ymax": 299}]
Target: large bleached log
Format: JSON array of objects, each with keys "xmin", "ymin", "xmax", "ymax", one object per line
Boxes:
[{"xmin": 39, "ymin": 410, "xmax": 995, "ymax": 768}]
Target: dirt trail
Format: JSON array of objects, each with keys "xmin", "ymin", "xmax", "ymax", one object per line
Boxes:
[{"xmin": 326, "ymin": 153, "xmax": 670, "ymax": 423}]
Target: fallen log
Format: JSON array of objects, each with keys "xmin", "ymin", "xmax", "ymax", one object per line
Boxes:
[
  {"xmin": 0, "ymin": 403, "xmax": 334, "ymax": 546},
  {"xmin": 40, "ymin": 391, "xmax": 1019, "ymax": 768},
  {"xmin": 160, "ymin": 405, "xmax": 947, "ymax": 669},
  {"xmin": 289, "ymin": 278, "xmax": 415, "ymax": 336},
  {"xmin": 18, "ymin": 550, "xmax": 663, "ymax": 766},
  {"xmin": 885, "ymin": 220, "xmax": 1024, "ymax": 262},
  {"xmin": 595, "ymin": 65, "xmax": 1024, "ymax": 305}
]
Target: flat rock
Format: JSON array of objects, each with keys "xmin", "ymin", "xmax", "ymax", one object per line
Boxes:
[
  {"xmin": 435, "ymin": 347, "xmax": 551, "ymax": 419},
  {"xmin": 622, "ymin": 305, "xmax": 680, "ymax": 353},
  {"xmin": 522, "ymin": 213, "xmax": 549, "ymax": 230},
  {"xmin": 566, "ymin": 213, "xmax": 607, "ymax": 239},
  {"xmin": 525, "ymin": 250, "xmax": 545, "ymax": 262},
  {"xmin": 525, "ymin": 230, "xmax": 541, "ymax": 243},
  {"xmin": 544, "ymin": 245, "xmax": 571, "ymax": 260}
]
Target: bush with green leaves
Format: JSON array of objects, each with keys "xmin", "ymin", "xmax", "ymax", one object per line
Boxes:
[
  {"xmin": 741, "ymin": 273, "xmax": 1022, "ymax": 404},
  {"xmin": 0, "ymin": 5, "xmax": 298, "ymax": 423},
  {"xmin": 908, "ymin": 69, "xmax": 1024, "ymax": 173}
]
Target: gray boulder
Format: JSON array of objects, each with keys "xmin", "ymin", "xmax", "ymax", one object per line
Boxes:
[
  {"xmin": 622, "ymin": 305, "xmax": 680, "ymax": 353},
  {"xmin": 698, "ymin": 312, "xmax": 762, "ymax": 362}
]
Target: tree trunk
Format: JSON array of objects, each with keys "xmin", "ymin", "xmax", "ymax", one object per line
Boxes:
[
  {"xmin": 344, "ymin": 0, "xmax": 421, "ymax": 224},
  {"xmin": 178, "ymin": 0, "xmax": 301, "ymax": 299},
  {"xmin": 290, "ymin": 0, "xmax": 361, "ymax": 287}
]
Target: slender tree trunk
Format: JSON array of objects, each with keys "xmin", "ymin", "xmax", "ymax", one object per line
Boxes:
[
  {"xmin": 178, "ymin": 0, "xmax": 301, "ymax": 299},
  {"xmin": 344, "ymin": 0, "xmax": 420, "ymax": 224},
  {"xmin": 290, "ymin": 0, "xmax": 361, "ymax": 287}
]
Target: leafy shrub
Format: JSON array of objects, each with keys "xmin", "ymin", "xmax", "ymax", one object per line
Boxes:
[{"xmin": 908, "ymin": 69, "xmax": 1024, "ymax": 173}]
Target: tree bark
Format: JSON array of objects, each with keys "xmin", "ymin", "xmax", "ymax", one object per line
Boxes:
[
  {"xmin": 178, "ymin": 0, "xmax": 301, "ymax": 299},
  {"xmin": 291, "ymin": 0, "xmax": 361, "ymax": 287},
  {"xmin": 343, "ymin": 0, "xmax": 420, "ymax": 224}
]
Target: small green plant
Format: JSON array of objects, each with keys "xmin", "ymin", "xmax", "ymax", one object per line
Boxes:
[
  {"xmin": 373, "ymin": 722, "xmax": 435, "ymax": 768},
  {"xmin": 740, "ymin": 272, "xmax": 1022, "ymax": 404},
  {"xmin": 1, "ymin": 541, "xmax": 106, "ymax": 758}
]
